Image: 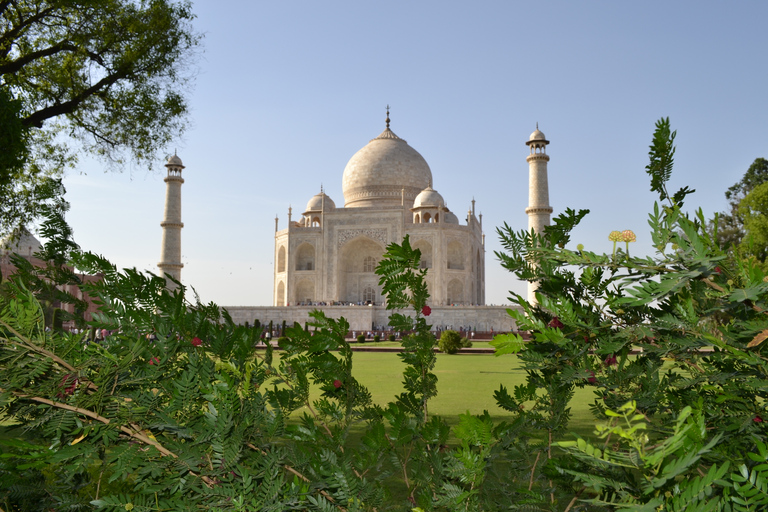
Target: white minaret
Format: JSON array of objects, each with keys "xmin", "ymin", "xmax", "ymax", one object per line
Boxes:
[
  {"xmin": 158, "ymin": 153, "xmax": 185, "ymax": 290},
  {"xmin": 525, "ymin": 126, "xmax": 552, "ymax": 304}
]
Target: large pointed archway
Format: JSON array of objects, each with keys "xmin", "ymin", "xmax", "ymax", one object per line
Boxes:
[{"xmin": 338, "ymin": 236, "xmax": 385, "ymax": 304}]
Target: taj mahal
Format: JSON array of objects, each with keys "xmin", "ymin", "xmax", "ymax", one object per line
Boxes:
[
  {"xmin": 157, "ymin": 110, "xmax": 553, "ymax": 332},
  {"xmin": 273, "ymin": 109, "xmax": 484, "ymax": 308}
]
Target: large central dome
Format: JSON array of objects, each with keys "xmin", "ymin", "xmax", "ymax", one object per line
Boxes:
[{"xmin": 342, "ymin": 116, "xmax": 432, "ymax": 208}]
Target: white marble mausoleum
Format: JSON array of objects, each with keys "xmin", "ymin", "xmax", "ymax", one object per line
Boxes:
[{"xmin": 273, "ymin": 110, "xmax": 485, "ymax": 308}]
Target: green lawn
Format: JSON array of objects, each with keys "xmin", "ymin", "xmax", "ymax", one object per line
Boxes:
[{"xmin": 325, "ymin": 352, "xmax": 598, "ymax": 436}]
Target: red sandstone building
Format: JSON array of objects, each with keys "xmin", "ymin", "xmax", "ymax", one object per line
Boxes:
[{"xmin": 1, "ymin": 228, "xmax": 101, "ymax": 329}]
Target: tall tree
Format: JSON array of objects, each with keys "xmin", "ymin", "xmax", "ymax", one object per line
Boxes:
[
  {"xmin": 0, "ymin": 0, "xmax": 200, "ymax": 234},
  {"xmin": 738, "ymin": 180, "xmax": 768, "ymax": 265},
  {"xmin": 713, "ymin": 157, "xmax": 768, "ymax": 249}
]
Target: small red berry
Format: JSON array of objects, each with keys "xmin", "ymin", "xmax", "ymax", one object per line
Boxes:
[
  {"xmin": 604, "ymin": 355, "xmax": 618, "ymax": 367},
  {"xmin": 754, "ymin": 416, "xmax": 764, "ymax": 423},
  {"xmin": 421, "ymin": 305, "xmax": 431, "ymax": 316},
  {"xmin": 191, "ymin": 337, "xmax": 203, "ymax": 347},
  {"xmin": 548, "ymin": 317, "xmax": 564, "ymax": 329},
  {"xmin": 587, "ymin": 370, "xmax": 597, "ymax": 384},
  {"xmin": 333, "ymin": 379, "xmax": 342, "ymax": 389}
]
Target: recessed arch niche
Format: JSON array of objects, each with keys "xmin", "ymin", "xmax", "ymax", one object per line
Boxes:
[
  {"xmin": 339, "ymin": 236, "xmax": 384, "ymax": 303},
  {"xmin": 412, "ymin": 239, "xmax": 433, "ymax": 269},
  {"xmin": 447, "ymin": 240, "xmax": 464, "ymax": 270},
  {"xmin": 447, "ymin": 279, "xmax": 463, "ymax": 305},
  {"xmin": 277, "ymin": 246, "xmax": 286, "ymax": 273},
  {"xmin": 295, "ymin": 279, "xmax": 315, "ymax": 304},
  {"xmin": 295, "ymin": 242, "xmax": 315, "ymax": 271}
]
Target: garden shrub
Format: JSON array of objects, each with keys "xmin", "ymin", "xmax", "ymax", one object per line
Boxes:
[
  {"xmin": 357, "ymin": 334, "xmax": 365, "ymax": 343},
  {"xmin": 373, "ymin": 334, "xmax": 380, "ymax": 342},
  {"xmin": 438, "ymin": 329, "xmax": 464, "ymax": 354},
  {"xmin": 388, "ymin": 334, "xmax": 396, "ymax": 341}
]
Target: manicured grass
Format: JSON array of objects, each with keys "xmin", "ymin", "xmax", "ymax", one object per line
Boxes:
[
  {"xmin": 341, "ymin": 352, "xmax": 598, "ymax": 437},
  {"xmin": 348, "ymin": 341, "xmax": 403, "ymax": 348}
]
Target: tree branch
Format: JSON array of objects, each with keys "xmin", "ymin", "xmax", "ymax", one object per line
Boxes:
[
  {"xmin": 9, "ymin": 391, "xmax": 174, "ymax": 455},
  {"xmin": 1, "ymin": 318, "xmax": 77, "ymax": 374},
  {"xmin": 5, "ymin": 389, "xmax": 215, "ymax": 486},
  {"xmin": 0, "ymin": 4, "xmax": 59, "ymax": 53},
  {"xmin": 0, "ymin": 40, "xmax": 86, "ymax": 75},
  {"xmin": 247, "ymin": 443, "xmax": 346, "ymax": 512},
  {"xmin": 22, "ymin": 69, "xmax": 127, "ymax": 128}
]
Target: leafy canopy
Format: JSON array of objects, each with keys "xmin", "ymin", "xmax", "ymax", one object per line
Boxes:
[{"xmin": 0, "ymin": 0, "xmax": 200, "ymax": 234}]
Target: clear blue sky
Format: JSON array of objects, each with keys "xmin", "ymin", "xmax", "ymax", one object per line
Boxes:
[{"xmin": 61, "ymin": 0, "xmax": 768, "ymax": 307}]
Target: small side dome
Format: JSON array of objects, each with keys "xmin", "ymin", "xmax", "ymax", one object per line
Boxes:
[
  {"xmin": 166, "ymin": 154, "xmax": 184, "ymax": 168},
  {"xmin": 444, "ymin": 211, "xmax": 459, "ymax": 224},
  {"xmin": 305, "ymin": 191, "xmax": 335, "ymax": 212},
  {"xmin": 413, "ymin": 186, "xmax": 445, "ymax": 209},
  {"xmin": 529, "ymin": 129, "xmax": 546, "ymax": 141}
]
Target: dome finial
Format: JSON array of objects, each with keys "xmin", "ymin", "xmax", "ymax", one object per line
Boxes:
[
  {"xmin": 320, "ymin": 183, "xmax": 324, "ymax": 193},
  {"xmin": 385, "ymin": 105, "xmax": 390, "ymax": 129}
]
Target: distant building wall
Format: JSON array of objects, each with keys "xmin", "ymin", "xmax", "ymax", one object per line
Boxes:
[
  {"xmin": 224, "ymin": 304, "xmax": 519, "ymax": 333},
  {"xmin": 1, "ymin": 253, "xmax": 102, "ymax": 326}
]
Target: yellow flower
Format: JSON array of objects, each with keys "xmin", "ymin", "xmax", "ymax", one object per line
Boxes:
[
  {"xmin": 609, "ymin": 231, "xmax": 623, "ymax": 257},
  {"xmin": 622, "ymin": 230, "xmax": 636, "ymax": 242}
]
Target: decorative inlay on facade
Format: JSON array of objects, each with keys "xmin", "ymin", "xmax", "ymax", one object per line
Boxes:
[{"xmin": 337, "ymin": 228, "xmax": 387, "ymax": 248}]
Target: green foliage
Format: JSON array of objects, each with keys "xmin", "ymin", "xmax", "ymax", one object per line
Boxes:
[
  {"xmin": 0, "ymin": 0, "xmax": 201, "ymax": 235},
  {"xmin": 727, "ymin": 157, "xmax": 768, "ymax": 202},
  {"xmin": 711, "ymin": 157, "xmax": 768, "ymax": 253},
  {"xmin": 645, "ymin": 116, "xmax": 694, "ymax": 208},
  {"xmin": 4, "ymin": 118, "xmax": 768, "ymax": 511},
  {"xmin": 356, "ymin": 334, "xmax": 365, "ymax": 343},
  {"xmin": 0, "ymin": 86, "xmax": 27, "ymax": 185},
  {"xmin": 376, "ymin": 235, "xmax": 430, "ymax": 314},
  {"xmin": 738, "ymin": 180, "xmax": 768, "ymax": 265},
  {"xmin": 377, "ymin": 235, "xmax": 438, "ymax": 423},
  {"xmin": 557, "ymin": 401, "xmax": 727, "ymax": 509},
  {"xmin": 0, "ymin": 220, "xmax": 478, "ymax": 510},
  {"xmin": 2, "ymin": 0, "xmax": 200, "ymax": 167},
  {"xmin": 494, "ymin": 117, "xmax": 768, "ymax": 510},
  {"xmin": 438, "ymin": 330, "xmax": 464, "ymax": 354}
]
